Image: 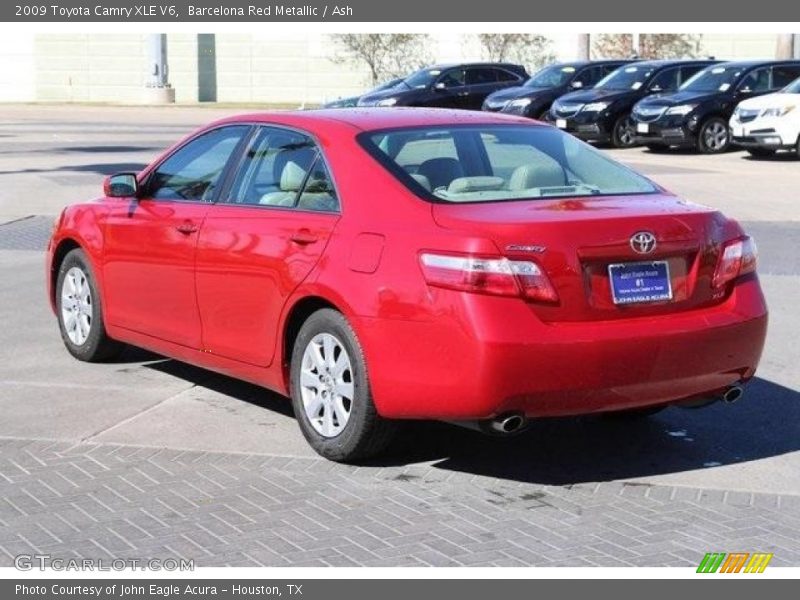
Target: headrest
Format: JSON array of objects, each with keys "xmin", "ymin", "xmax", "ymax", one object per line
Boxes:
[
  {"xmin": 447, "ymin": 176, "xmax": 505, "ymax": 194},
  {"xmin": 509, "ymin": 162, "xmax": 566, "ymax": 190},
  {"xmin": 410, "ymin": 173, "xmax": 432, "ymax": 191},
  {"xmin": 280, "ymin": 161, "xmax": 309, "ymax": 192}
]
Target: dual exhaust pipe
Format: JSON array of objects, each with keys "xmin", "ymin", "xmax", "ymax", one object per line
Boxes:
[{"xmin": 449, "ymin": 384, "xmax": 745, "ymax": 434}]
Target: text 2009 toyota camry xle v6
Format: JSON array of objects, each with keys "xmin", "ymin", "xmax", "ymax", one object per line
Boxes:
[{"xmin": 47, "ymin": 108, "xmax": 768, "ymax": 461}]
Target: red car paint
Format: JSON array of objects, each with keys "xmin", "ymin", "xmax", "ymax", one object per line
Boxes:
[{"xmin": 47, "ymin": 108, "xmax": 768, "ymax": 420}]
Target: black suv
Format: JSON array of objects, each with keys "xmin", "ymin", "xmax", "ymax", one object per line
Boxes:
[
  {"xmin": 482, "ymin": 60, "xmax": 635, "ymax": 120},
  {"xmin": 632, "ymin": 60, "xmax": 800, "ymax": 153},
  {"xmin": 550, "ymin": 60, "xmax": 718, "ymax": 147},
  {"xmin": 357, "ymin": 63, "xmax": 529, "ymax": 111}
]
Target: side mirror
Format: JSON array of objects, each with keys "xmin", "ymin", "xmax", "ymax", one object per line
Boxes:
[
  {"xmin": 433, "ymin": 82, "xmax": 447, "ymax": 91},
  {"xmin": 103, "ymin": 172, "xmax": 139, "ymax": 198},
  {"xmin": 570, "ymin": 81, "xmax": 584, "ymax": 89},
  {"xmin": 649, "ymin": 85, "xmax": 662, "ymax": 93},
  {"xmin": 739, "ymin": 87, "xmax": 752, "ymax": 95}
]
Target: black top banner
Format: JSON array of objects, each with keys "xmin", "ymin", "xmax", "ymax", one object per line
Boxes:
[{"xmin": 2, "ymin": 0, "xmax": 799, "ymax": 22}]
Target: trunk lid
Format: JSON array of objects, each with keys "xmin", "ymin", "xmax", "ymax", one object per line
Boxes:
[{"xmin": 432, "ymin": 193, "xmax": 740, "ymax": 322}]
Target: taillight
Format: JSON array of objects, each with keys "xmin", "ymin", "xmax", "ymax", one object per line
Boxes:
[
  {"xmin": 419, "ymin": 253, "xmax": 558, "ymax": 303},
  {"xmin": 712, "ymin": 236, "xmax": 757, "ymax": 288}
]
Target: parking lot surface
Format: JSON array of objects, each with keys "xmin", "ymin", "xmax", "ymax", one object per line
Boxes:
[{"xmin": 0, "ymin": 105, "xmax": 798, "ymax": 567}]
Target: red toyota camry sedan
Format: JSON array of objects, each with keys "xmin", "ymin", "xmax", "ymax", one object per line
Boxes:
[{"xmin": 47, "ymin": 108, "xmax": 767, "ymax": 461}]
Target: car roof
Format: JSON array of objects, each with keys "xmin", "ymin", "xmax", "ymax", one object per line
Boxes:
[
  {"xmin": 709, "ymin": 59, "xmax": 800, "ymax": 69},
  {"xmin": 542, "ymin": 59, "xmax": 631, "ymax": 69},
  {"xmin": 629, "ymin": 59, "xmax": 718, "ymax": 69},
  {"xmin": 213, "ymin": 107, "xmax": 535, "ymax": 134},
  {"xmin": 420, "ymin": 62, "xmax": 525, "ymax": 70}
]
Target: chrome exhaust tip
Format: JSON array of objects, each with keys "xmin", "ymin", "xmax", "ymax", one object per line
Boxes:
[
  {"xmin": 489, "ymin": 413, "xmax": 528, "ymax": 434},
  {"xmin": 722, "ymin": 385, "xmax": 744, "ymax": 404},
  {"xmin": 445, "ymin": 412, "xmax": 529, "ymax": 436}
]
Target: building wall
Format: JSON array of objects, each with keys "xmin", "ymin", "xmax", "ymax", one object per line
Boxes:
[
  {"xmin": 0, "ymin": 33, "xmax": 36, "ymax": 102},
  {"xmin": 0, "ymin": 33, "xmax": 787, "ymax": 105}
]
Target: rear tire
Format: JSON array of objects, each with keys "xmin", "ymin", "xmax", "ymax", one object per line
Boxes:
[
  {"xmin": 56, "ymin": 249, "xmax": 122, "ymax": 362},
  {"xmin": 290, "ymin": 308, "xmax": 397, "ymax": 462},
  {"xmin": 611, "ymin": 114, "xmax": 637, "ymax": 148},
  {"xmin": 696, "ymin": 117, "xmax": 730, "ymax": 154}
]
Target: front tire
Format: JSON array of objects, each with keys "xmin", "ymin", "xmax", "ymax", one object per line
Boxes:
[
  {"xmin": 56, "ymin": 248, "xmax": 121, "ymax": 362},
  {"xmin": 290, "ymin": 308, "xmax": 396, "ymax": 462},
  {"xmin": 611, "ymin": 114, "xmax": 637, "ymax": 148},
  {"xmin": 696, "ymin": 117, "xmax": 730, "ymax": 154}
]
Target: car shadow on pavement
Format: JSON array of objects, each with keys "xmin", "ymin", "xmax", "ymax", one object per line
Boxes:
[
  {"xmin": 379, "ymin": 377, "xmax": 800, "ymax": 485},
  {"xmin": 741, "ymin": 153, "xmax": 799, "ymax": 162},
  {"xmin": 123, "ymin": 346, "xmax": 800, "ymax": 485},
  {"xmin": 120, "ymin": 346, "xmax": 295, "ymax": 418}
]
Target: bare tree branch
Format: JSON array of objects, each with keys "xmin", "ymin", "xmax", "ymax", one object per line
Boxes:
[
  {"xmin": 476, "ymin": 34, "xmax": 555, "ymax": 71},
  {"xmin": 592, "ymin": 34, "xmax": 703, "ymax": 60},
  {"xmin": 329, "ymin": 34, "xmax": 434, "ymax": 85}
]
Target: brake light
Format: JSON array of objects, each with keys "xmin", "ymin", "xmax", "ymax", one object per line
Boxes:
[
  {"xmin": 712, "ymin": 236, "xmax": 757, "ymax": 288},
  {"xmin": 419, "ymin": 253, "xmax": 558, "ymax": 303}
]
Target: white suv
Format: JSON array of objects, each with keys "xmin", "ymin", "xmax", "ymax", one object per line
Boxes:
[{"xmin": 730, "ymin": 76, "xmax": 800, "ymax": 158}]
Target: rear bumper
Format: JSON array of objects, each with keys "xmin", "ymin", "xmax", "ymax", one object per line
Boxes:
[{"xmin": 359, "ymin": 276, "xmax": 768, "ymax": 420}]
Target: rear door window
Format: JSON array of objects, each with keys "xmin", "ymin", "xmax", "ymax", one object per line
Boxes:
[
  {"xmin": 467, "ymin": 68, "xmax": 499, "ymax": 85},
  {"xmin": 772, "ymin": 65, "xmax": 800, "ymax": 89},
  {"xmin": 225, "ymin": 127, "xmax": 338, "ymax": 212}
]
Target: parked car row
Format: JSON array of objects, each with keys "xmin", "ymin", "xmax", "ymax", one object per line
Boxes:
[{"xmin": 328, "ymin": 58, "xmax": 800, "ymax": 158}]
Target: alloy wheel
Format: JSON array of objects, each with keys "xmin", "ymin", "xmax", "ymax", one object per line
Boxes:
[
  {"xmin": 616, "ymin": 117, "xmax": 636, "ymax": 147},
  {"xmin": 703, "ymin": 121, "xmax": 729, "ymax": 152},
  {"xmin": 60, "ymin": 266, "xmax": 92, "ymax": 346},
  {"xmin": 299, "ymin": 333, "xmax": 354, "ymax": 438}
]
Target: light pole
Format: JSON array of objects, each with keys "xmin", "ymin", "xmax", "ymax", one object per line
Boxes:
[
  {"xmin": 577, "ymin": 34, "xmax": 590, "ymax": 60},
  {"xmin": 143, "ymin": 33, "xmax": 175, "ymax": 104}
]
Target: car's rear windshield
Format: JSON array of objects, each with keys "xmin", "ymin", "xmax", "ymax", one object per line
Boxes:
[{"xmin": 358, "ymin": 125, "xmax": 657, "ymax": 203}]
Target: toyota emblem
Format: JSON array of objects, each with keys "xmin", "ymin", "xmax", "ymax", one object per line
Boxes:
[{"xmin": 630, "ymin": 231, "xmax": 657, "ymax": 254}]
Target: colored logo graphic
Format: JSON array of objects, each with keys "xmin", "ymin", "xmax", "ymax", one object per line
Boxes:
[{"xmin": 697, "ymin": 552, "xmax": 773, "ymax": 573}]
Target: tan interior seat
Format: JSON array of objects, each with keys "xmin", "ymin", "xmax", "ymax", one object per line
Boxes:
[
  {"xmin": 259, "ymin": 160, "xmax": 308, "ymax": 206},
  {"xmin": 509, "ymin": 162, "xmax": 567, "ymax": 191}
]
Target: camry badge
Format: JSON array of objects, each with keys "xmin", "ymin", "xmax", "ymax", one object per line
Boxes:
[
  {"xmin": 505, "ymin": 244, "xmax": 546, "ymax": 254},
  {"xmin": 630, "ymin": 231, "xmax": 657, "ymax": 254}
]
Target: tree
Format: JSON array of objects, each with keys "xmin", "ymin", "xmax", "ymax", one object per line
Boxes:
[
  {"xmin": 592, "ymin": 34, "xmax": 702, "ymax": 59},
  {"xmin": 330, "ymin": 34, "xmax": 433, "ymax": 85},
  {"xmin": 476, "ymin": 34, "xmax": 555, "ymax": 71}
]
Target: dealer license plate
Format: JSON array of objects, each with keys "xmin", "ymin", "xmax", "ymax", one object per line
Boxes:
[{"xmin": 608, "ymin": 261, "xmax": 672, "ymax": 305}]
